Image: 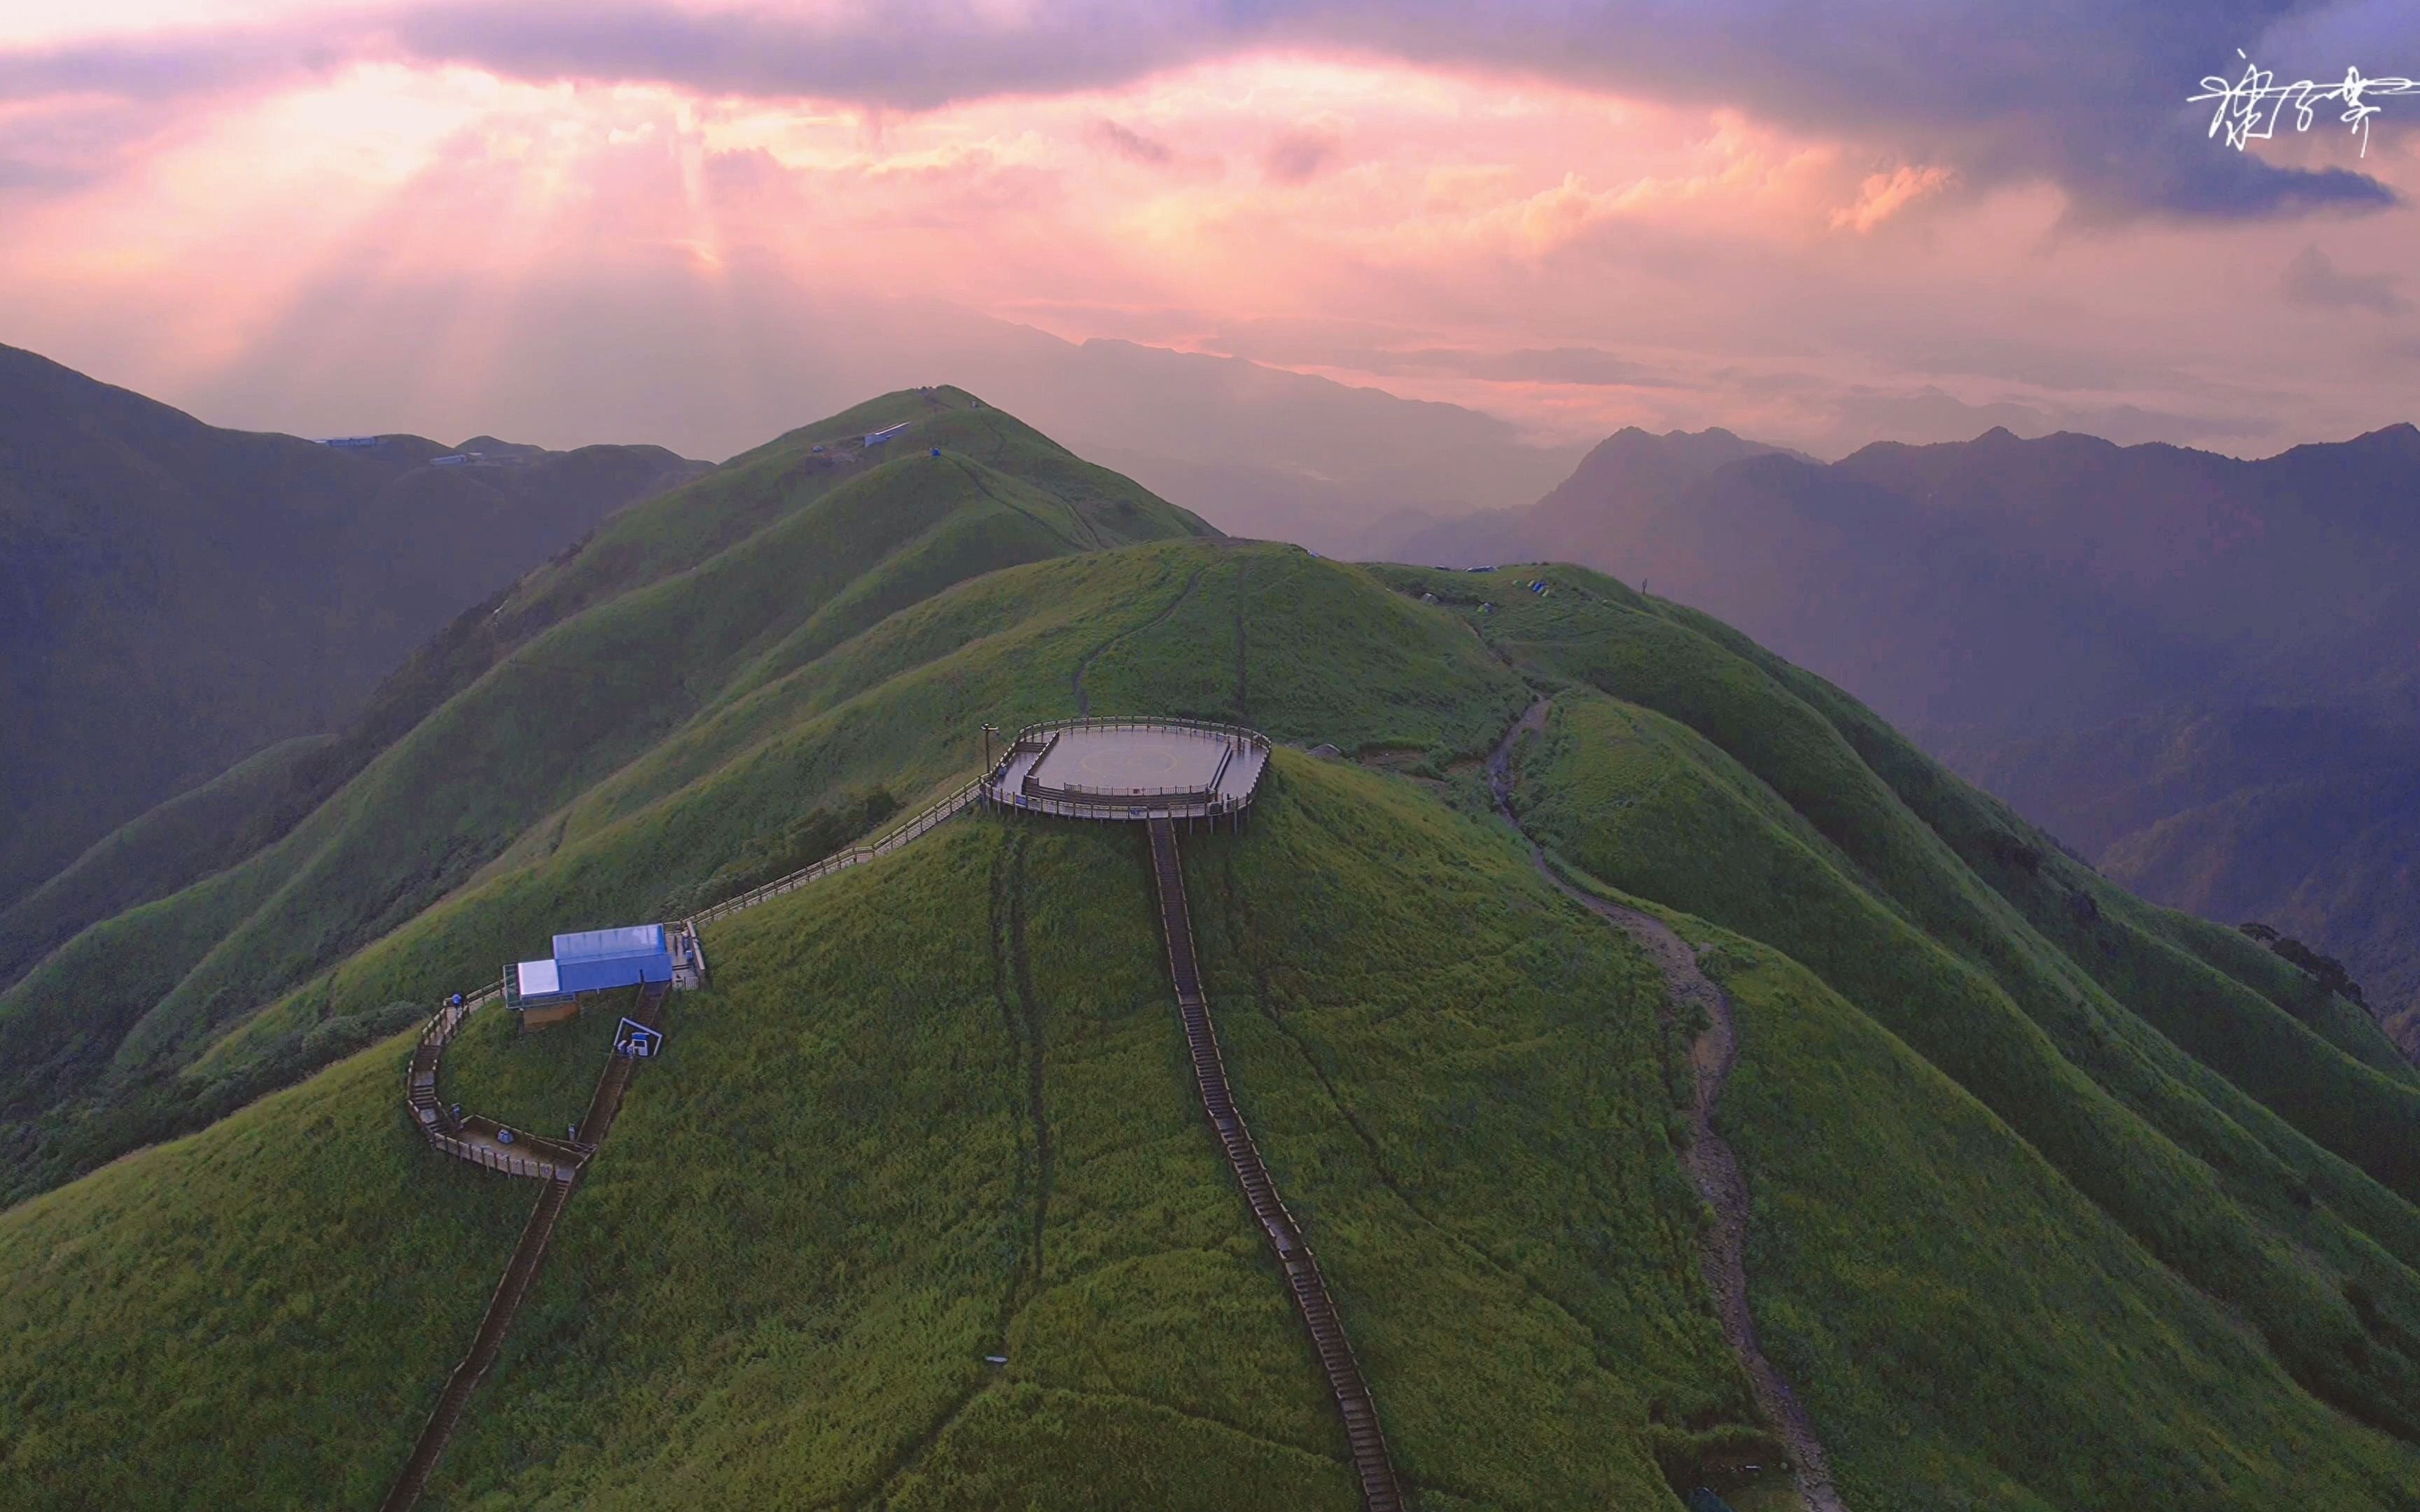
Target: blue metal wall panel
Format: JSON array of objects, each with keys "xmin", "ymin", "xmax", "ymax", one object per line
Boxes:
[
  {"xmin": 553, "ymin": 953, "xmax": 673, "ymax": 995},
  {"xmin": 552, "ymin": 923, "xmax": 666, "ymax": 964}
]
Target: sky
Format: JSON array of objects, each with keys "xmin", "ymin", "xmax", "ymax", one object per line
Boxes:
[{"xmin": 6, "ymin": 0, "xmax": 2420, "ymax": 464}]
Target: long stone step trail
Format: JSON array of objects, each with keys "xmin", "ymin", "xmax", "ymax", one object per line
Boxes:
[
  {"xmin": 378, "ymin": 1177, "xmax": 573, "ymax": 1511},
  {"xmin": 1145, "ymin": 817, "xmax": 1405, "ymax": 1512},
  {"xmin": 381, "ymin": 979, "xmax": 672, "ymax": 1511},
  {"xmin": 384, "ymin": 728, "xmax": 1285, "ymax": 1506}
]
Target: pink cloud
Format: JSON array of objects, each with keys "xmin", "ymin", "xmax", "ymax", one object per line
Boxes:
[
  {"xmin": 1262, "ymin": 124, "xmax": 1340, "ymax": 183},
  {"xmin": 0, "ymin": 26, "xmax": 2416, "ymax": 466}
]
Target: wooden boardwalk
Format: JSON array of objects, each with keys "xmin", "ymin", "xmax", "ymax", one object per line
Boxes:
[
  {"xmin": 381, "ymin": 729, "xmax": 1303, "ymax": 1505},
  {"xmin": 1146, "ymin": 818, "xmax": 1404, "ymax": 1512},
  {"xmin": 380, "ymin": 979, "xmax": 672, "ymax": 1511}
]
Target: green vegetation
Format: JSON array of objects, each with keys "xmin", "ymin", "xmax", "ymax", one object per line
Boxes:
[
  {"xmin": 654, "ymin": 787, "xmax": 902, "ymax": 920},
  {"xmin": 424, "ymin": 816, "xmax": 1356, "ymax": 1509},
  {"xmin": 0, "ymin": 1040, "xmax": 531, "ymax": 1509},
  {"xmin": 1683, "ymin": 914, "xmax": 2418, "ymax": 1508},
  {"xmin": 0, "ymin": 389, "xmax": 1214, "ymax": 1202},
  {"xmin": 1, "ymin": 406, "xmax": 2415, "ymax": 1510},
  {"xmin": 0, "ymin": 733, "xmax": 333, "ymax": 992},
  {"xmin": 1371, "ymin": 560, "xmax": 2420, "ymax": 1504},
  {"xmin": 0, "ymin": 341, "xmax": 704, "ymax": 913},
  {"xmin": 2, "ymin": 769, "xmax": 1756, "ymax": 1508},
  {"xmin": 1181, "ymin": 756, "xmax": 1754, "ymax": 1505}
]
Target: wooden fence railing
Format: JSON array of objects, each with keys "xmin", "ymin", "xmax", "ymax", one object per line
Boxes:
[
  {"xmin": 405, "ymin": 722, "xmax": 1274, "ymax": 1180},
  {"xmin": 424, "ymin": 1130, "xmax": 578, "ymax": 1184},
  {"xmin": 997, "ymin": 713, "xmax": 1272, "ymax": 752},
  {"xmin": 405, "ymin": 983, "xmax": 501, "ymax": 1136},
  {"xmin": 410, "ymin": 724, "xmax": 1272, "ymax": 1144},
  {"xmin": 981, "ymin": 716, "xmax": 1272, "ymax": 824},
  {"xmin": 688, "ymin": 775, "xmax": 986, "ymax": 927},
  {"xmin": 381, "ymin": 981, "xmax": 672, "ymax": 1511},
  {"xmin": 690, "ymin": 718, "xmax": 1271, "ymax": 927}
]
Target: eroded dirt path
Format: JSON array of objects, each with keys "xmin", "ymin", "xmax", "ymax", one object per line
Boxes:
[{"xmin": 1486, "ymin": 698, "xmax": 1847, "ymax": 1512}]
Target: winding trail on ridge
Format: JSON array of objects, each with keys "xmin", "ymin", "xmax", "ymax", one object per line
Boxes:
[
  {"xmin": 1071, "ymin": 564, "xmax": 1206, "ymax": 717},
  {"xmin": 1485, "ymin": 697, "xmax": 1848, "ymax": 1512}
]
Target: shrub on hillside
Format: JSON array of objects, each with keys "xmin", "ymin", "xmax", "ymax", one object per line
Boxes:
[
  {"xmin": 2241, "ymin": 920, "xmax": 2370, "ymax": 1007},
  {"xmin": 298, "ymin": 1001, "xmax": 428, "ymax": 1063}
]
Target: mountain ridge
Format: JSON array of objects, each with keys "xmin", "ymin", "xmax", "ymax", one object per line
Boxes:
[
  {"xmin": 0, "ymin": 342, "xmax": 710, "ymax": 918},
  {"xmin": 1378, "ymin": 419, "xmax": 2420, "ymax": 1065},
  {"xmin": 1, "ymin": 392, "xmax": 2415, "ymax": 1511}
]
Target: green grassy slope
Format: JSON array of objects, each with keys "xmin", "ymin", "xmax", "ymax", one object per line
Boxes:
[
  {"xmin": 0, "ymin": 734, "xmax": 333, "ymax": 993},
  {"xmin": 0, "ymin": 764, "xmax": 1759, "ymax": 1510},
  {"xmin": 192, "ymin": 540, "xmax": 1521, "ymax": 1105},
  {"xmin": 1685, "ymin": 917, "xmax": 2418, "ymax": 1508},
  {"xmin": 0, "ymin": 1041, "xmax": 530, "ymax": 1509},
  {"xmin": 4, "ymin": 421, "xmax": 2417, "ymax": 1510},
  {"xmin": 1368, "ymin": 562, "xmax": 2420, "ymax": 1503},
  {"xmin": 0, "ymin": 393, "xmax": 1214, "ymax": 1203}
]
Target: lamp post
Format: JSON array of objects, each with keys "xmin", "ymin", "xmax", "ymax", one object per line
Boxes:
[{"xmin": 981, "ymin": 723, "xmax": 1001, "ymax": 774}]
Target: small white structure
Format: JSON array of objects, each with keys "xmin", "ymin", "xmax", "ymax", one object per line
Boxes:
[
  {"xmin": 863, "ymin": 423, "xmax": 911, "ymax": 446},
  {"xmin": 514, "ymin": 958, "xmax": 562, "ymax": 1000}
]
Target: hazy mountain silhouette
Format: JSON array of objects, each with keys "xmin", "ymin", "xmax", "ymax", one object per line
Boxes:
[
  {"xmin": 1382, "ymin": 421, "xmax": 2420, "ymax": 1054},
  {"xmin": 0, "ymin": 343, "xmax": 706, "ymax": 911}
]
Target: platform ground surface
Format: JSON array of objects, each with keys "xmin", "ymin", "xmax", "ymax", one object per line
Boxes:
[{"xmin": 999, "ymin": 724, "xmax": 1267, "ymax": 808}]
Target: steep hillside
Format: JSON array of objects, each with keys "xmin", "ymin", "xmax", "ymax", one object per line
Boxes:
[
  {"xmin": 0, "ymin": 342, "xmax": 707, "ymax": 913},
  {"xmin": 1933, "ymin": 704, "xmax": 2420, "ymax": 1061},
  {"xmin": 1381, "ymin": 423, "xmax": 2420, "ymax": 1065},
  {"xmin": 1406, "ymin": 561, "xmax": 2420, "ymax": 1505},
  {"xmin": 0, "ymin": 734, "xmax": 333, "ymax": 993},
  {"xmin": 2, "ymin": 419, "xmax": 2416, "ymax": 1510},
  {"xmin": 0, "ymin": 386, "xmax": 1215, "ymax": 1203}
]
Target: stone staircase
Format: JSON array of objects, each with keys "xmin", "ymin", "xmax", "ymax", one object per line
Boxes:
[
  {"xmin": 380, "ymin": 979, "xmax": 672, "ymax": 1510},
  {"xmin": 1146, "ymin": 818, "xmax": 1404, "ymax": 1512}
]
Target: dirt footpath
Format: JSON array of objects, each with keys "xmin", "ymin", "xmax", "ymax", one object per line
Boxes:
[{"xmin": 1487, "ymin": 697, "xmax": 1847, "ymax": 1512}]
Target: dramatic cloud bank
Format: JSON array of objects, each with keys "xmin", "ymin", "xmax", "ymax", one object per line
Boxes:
[{"xmin": 4, "ymin": 0, "xmax": 2418, "ymax": 465}]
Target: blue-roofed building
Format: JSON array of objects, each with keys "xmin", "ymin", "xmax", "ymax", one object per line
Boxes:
[
  {"xmin": 552, "ymin": 924, "xmax": 674, "ymax": 993},
  {"xmin": 504, "ymin": 921, "xmax": 697, "ymax": 1029}
]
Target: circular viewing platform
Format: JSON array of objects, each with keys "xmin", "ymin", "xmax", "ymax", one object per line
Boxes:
[{"xmin": 980, "ymin": 718, "xmax": 1270, "ymax": 824}]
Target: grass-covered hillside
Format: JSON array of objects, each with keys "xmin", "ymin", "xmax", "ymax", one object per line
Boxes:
[
  {"xmin": 0, "ymin": 342, "xmax": 709, "ymax": 914},
  {"xmin": 1386, "ymin": 561, "xmax": 2420, "ymax": 1506},
  {"xmin": 1, "ymin": 404, "xmax": 2416, "ymax": 1510},
  {"xmin": 0, "ymin": 386, "xmax": 1216, "ymax": 1202}
]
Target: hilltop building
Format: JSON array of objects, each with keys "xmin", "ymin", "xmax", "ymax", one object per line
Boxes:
[{"xmin": 506, "ymin": 922, "xmax": 704, "ymax": 1029}]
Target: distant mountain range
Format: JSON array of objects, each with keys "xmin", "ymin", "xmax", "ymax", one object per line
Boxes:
[
  {"xmin": 0, "ymin": 343, "xmax": 706, "ymax": 918},
  {"xmin": 175, "ymin": 284, "xmax": 1592, "ymax": 561},
  {"xmin": 1380, "ymin": 422, "xmax": 2420, "ymax": 1057},
  {"xmin": 782, "ymin": 311, "xmax": 1595, "ymax": 558}
]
